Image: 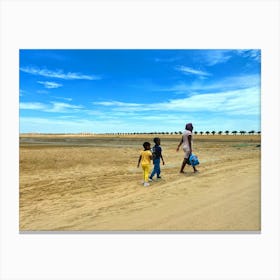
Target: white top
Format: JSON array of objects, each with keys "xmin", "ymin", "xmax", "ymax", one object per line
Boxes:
[{"xmin": 182, "ymin": 129, "xmax": 192, "ymax": 151}]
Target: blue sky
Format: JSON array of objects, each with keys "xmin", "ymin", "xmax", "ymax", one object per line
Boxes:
[{"xmin": 19, "ymin": 49, "xmax": 261, "ymax": 133}]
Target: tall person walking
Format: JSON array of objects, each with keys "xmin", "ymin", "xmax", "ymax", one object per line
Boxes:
[{"xmin": 176, "ymin": 123, "xmax": 198, "ymax": 173}]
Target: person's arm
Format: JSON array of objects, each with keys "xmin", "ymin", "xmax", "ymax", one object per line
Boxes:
[
  {"xmin": 159, "ymin": 147, "xmax": 165, "ymax": 165},
  {"xmin": 176, "ymin": 136, "xmax": 183, "ymax": 152},
  {"xmin": 188, "ymin": 135, "xmax": 192, "ymax": 154},
  {"xmin": 137, "ymin": 155, "xmax": 142, "ymax": 167},
  {"xmin": 161, "ymin": 154, "xmax": 165, "ymax": 165}
]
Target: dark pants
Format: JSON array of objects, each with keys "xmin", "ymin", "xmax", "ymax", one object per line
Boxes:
[{"xmin": 150, "ymin": 158, "xmax": 161, "ymax": 178}]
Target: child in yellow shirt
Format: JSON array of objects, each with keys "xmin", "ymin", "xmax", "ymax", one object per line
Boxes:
[{"xmin": 137, "ymin": 142, "xmax": 152, "ymax": 187}]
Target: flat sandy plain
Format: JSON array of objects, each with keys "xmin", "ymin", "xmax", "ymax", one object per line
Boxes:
[{"xmin": 19, "ymin": 134, "xmax": 261, "ymax": 231}]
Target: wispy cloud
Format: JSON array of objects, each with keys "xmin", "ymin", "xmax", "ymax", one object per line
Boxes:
[
  {"xmin": 199, "ymin": 49, "xmax": 260, "ymax": 66},
  {"xmin": 19, "ymin": 116, "xmax": 134, "ymax": 133},
  {"xmin": 20, "ymin": 102, "xmax": 48, "ymax": 110},
  {"xmin": 236, "ymin": 49, "xmax": 261, "ymax": 62},
  {"xmin": 20, "ymin": 117, "xmax": 90, "ymax": 133},
  {"xmin": 52, "ymin": 96, "xmax": 73, "ymax": 102},
  {"xmin": 37, "ymin": 81, "xmax": 63, "ymax": 89},
  {"xmin": 158, "ymin": 87, "xmax": 259, "ymax": 116},
  {"xmin": 20, "ymin": 66, "xmax": 101, "ymax": 80},
  {"xmin": 93, "ymin": 101, "xmax": 141, "ymax": 107},
  {"xmin": 200, "ymin": 50, "xmax": 232, "ymax": 66},
  {"xmin": 157, "ymin": 74, "xmax": 260, "ymax": 94},
  {"xmin": 47, "ymin": 102, "xmax": 83, "ymax": 113},
  {"xmin": 20, "ymin": 102, "xmax": 83, "ymax": 113},
  {"xmin": 92, "ymin": 87, "xmax": 260, "ymax": 116},
  {"xmin": 175, "ymin": 65, "xmax": 211, "ymax": 77}
]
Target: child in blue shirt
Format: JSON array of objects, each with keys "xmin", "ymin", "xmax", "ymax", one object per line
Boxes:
[{"xmin": 149, "ymin": 137, "xmax": 165, "ymax": 180}]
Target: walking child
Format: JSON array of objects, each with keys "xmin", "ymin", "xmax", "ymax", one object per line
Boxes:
[
  {"xmin": 149, "ymin": 137, "xmax": 165, "ymax": 180},
  {"xmin": 137, "ymin": 142, "xmax": 153, "ymax": 187}
]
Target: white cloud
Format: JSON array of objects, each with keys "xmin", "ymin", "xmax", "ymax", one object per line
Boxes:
[
  {"xmin": 20, "ymin": 102, "xmax": 83, "ymax": 113},
  {"xmin": 92, "ymin": 101, "xmax": 141, "ymax": 107},
  {"xmin": 20, "ymin": 66, "xmax": 101, "ymax": 80},
  {"xmin": 46, "ymin": 102, "xmax": 83, "ymax": 113},
  {"xmin": 200, "ymin": 50, "xmax": 232, "ymax": 66},
  {"xmin": 20, "ymin": 117, "xmax": 89, "ymax": 133},
  {"xmin": 37, "ymin": 81, "xmax": 63, "ymax": 89},
  {"xmin": 20, "ymin": 102, "xmax": 48, "ymax": 110},
  {"xmin": 236, "ymin": 49, "xmax": 261, "ymax": 62},
  {"xmin": 53, "ymin": 96, "xmax": 73, "ymax": 101},
  {"xmin": 175, "ymin": 65, "xmax": 211, "ymax": 76},
  {"xmin": 183, "ymin": 87, "xmax": 260, "ymax": 116},
  {"xmin": 92, "ymin": 86, "xmax": 260, "ymax": 116},
  {"xmin": 159, "ymin": 74, "xmax": 260, "ymax": 93},
  {"xmin": 199, "ymin": 49, "xmax": 260, "ymax": 66},
  {"xmin": 19, "ymin": 117, "xmax": 134, "ymax": 133}
]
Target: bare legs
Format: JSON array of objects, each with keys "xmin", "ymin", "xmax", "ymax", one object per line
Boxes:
[
  {"xmin": 180, "ymin": 158, "xmax": 188, "ymax": 173},
  {"xmin": 180, "ymin": 158, "xmax": 198, "ymax": 173}
]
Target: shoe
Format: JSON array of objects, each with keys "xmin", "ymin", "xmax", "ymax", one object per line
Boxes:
[
  {"xmin": 157, "ymin": 176, "xmax": 162, "ymax": 179},
  {"xmin": 143, "ymin": 182, "xmax": 150, "ymax": 187},
  {"xmin": 148, "ymin": 178, "xmax": 153, "ymax": 182}
]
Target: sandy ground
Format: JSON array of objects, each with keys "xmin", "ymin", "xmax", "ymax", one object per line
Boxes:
[{"xmin": 19, "ymin": 135, "xmax": 261, "ymax": 231}]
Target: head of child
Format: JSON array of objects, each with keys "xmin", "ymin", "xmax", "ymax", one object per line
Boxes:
[
  {"xmin": 143, "ymin": 142, "xmax": 151, "ymax": 150},
  {"xmin": 153, "ymin": 137, "xmax": 160, "ymax": 145}
]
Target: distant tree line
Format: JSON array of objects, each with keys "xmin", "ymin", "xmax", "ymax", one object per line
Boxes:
[
  {"xmin": 22, "ymin": 130, "xmax": 261, "ymax": 136},
  {"xmin": 101, "ymin": 130, "xmax": 261, "ymax": 136}
]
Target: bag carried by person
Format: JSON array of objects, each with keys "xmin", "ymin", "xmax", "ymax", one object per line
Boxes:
[{"xmin": 187, "ymin": 154, "xmax": 199, "ymax": 166}]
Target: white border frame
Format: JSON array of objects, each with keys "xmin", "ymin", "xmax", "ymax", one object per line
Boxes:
[{"xmin": 1, "ymin": 0, "xmax": 279, "ymax": 279}]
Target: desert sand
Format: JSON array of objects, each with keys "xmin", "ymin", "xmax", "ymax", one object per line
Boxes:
[{"xmin": 19, "ymin": 134, "xmax": 261, "ymax": 231}]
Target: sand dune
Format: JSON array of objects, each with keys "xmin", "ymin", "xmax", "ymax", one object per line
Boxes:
[{"xmin": 19, "ymin": 135, "xmax": 261, "ymax": 231}]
